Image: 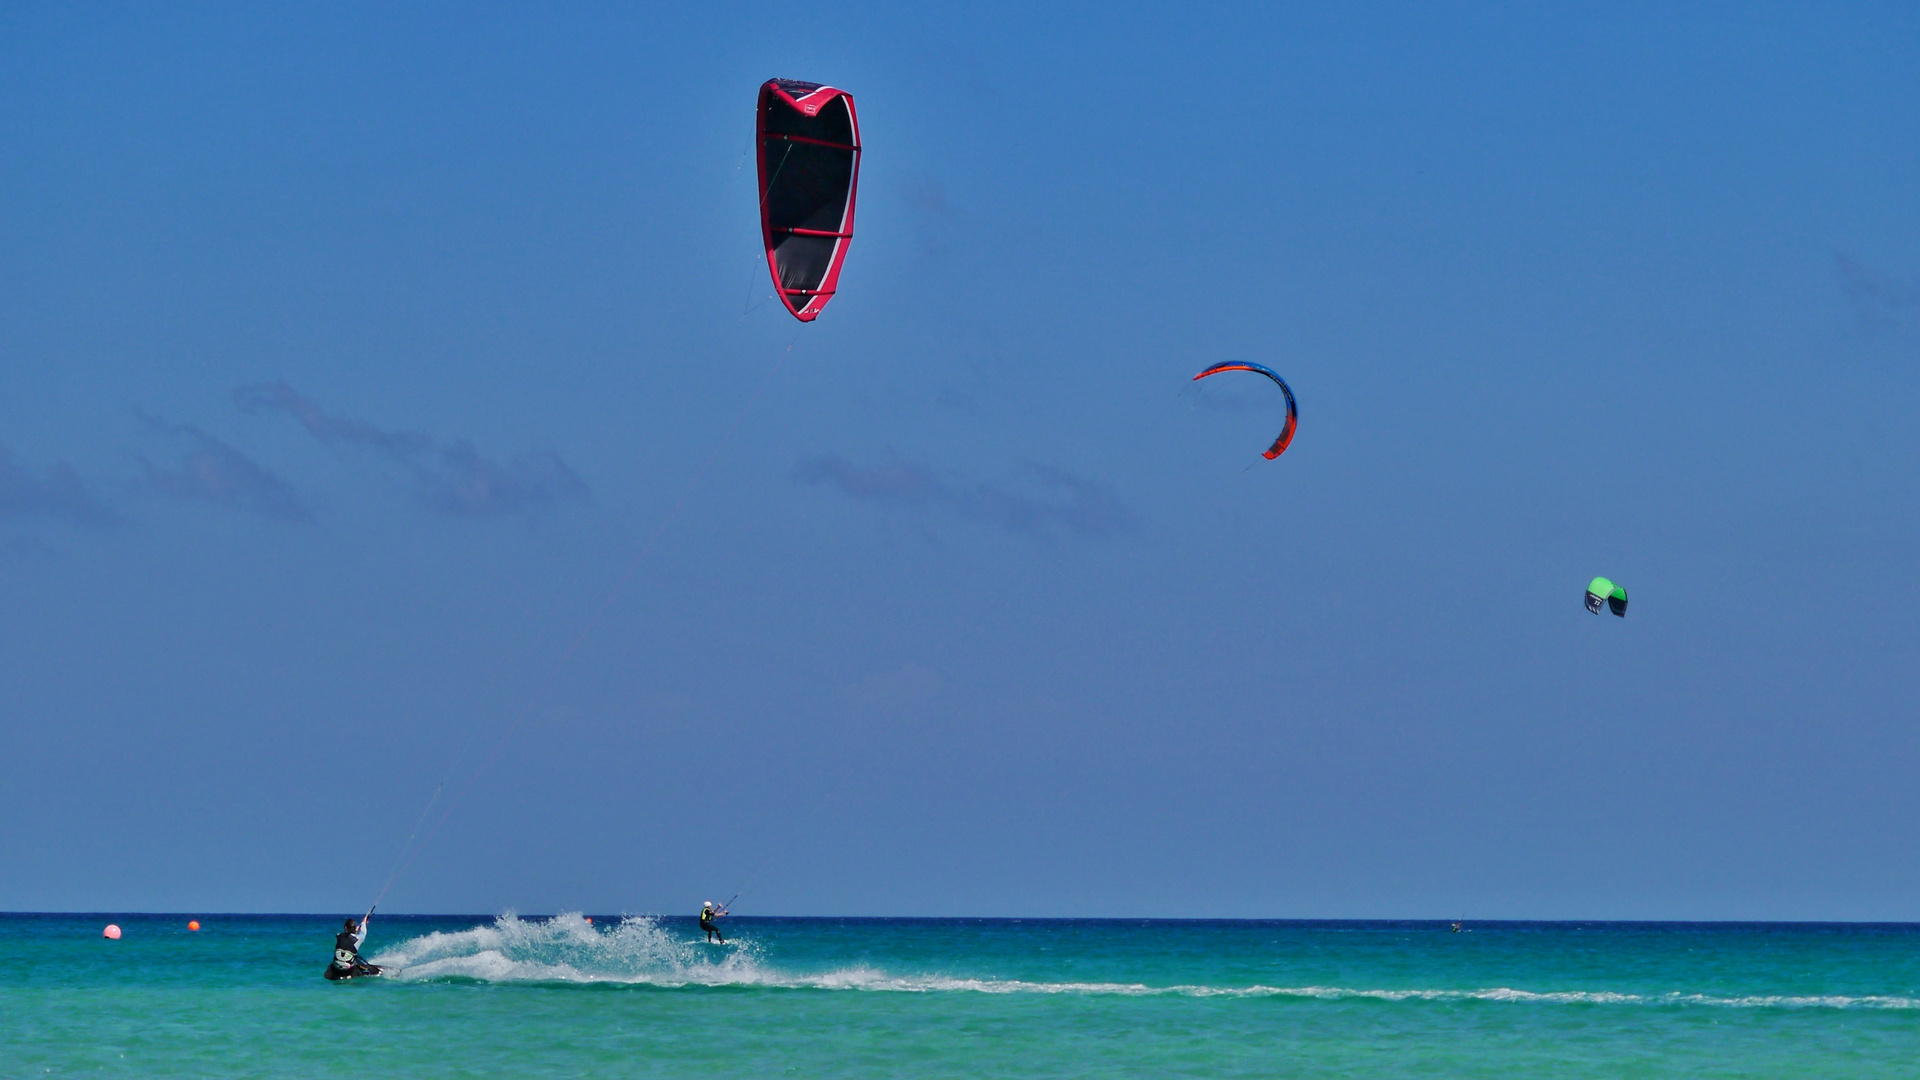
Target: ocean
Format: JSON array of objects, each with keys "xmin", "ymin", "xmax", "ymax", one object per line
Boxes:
[{"xmin": 8, "ymin": 913, "xmax": 1920, "ymax": 1077}]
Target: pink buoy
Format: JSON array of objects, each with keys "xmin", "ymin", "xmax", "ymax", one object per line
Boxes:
[{"xmin": 103, "ymin": 924, "xmax": 122, "ymax": 940}]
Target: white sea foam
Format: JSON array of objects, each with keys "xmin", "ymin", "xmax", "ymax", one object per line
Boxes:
[
  {"xmin": 371, "ymin": 912, "xmax": 776, "ymax": 987},
  {"xmin": 369, "ymin": 914, "xmax": 1920, "ymax": 1010}
]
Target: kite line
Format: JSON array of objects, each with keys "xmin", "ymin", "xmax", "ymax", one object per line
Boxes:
[{"xmin": 379, "ymin": 330, "xmax": 802, "ymax": 899}]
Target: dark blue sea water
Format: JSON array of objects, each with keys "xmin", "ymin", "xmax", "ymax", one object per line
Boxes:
[{"xmin": 9, "ymin": 913, "xmax": 1920, "ymax": 1076}]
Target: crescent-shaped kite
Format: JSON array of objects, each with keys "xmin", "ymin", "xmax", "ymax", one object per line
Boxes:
[{"xmin": 1192, "ymin": 362, "xmax": 1298, "ymax": 460}]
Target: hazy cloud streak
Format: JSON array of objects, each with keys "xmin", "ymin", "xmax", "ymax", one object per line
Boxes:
[
  {"xmin": 795, "ymin": 454, "xmax": 1136, "ymax": 538},
  {"xmin": 234, "ymin": 382, "xmax": 430, "ymax": 456},
  {"xmin": 1835, "ymin": 252, "xmax": 1919, "ymax": 332},
  {"xmin": 138, "ymin": 419, "xmax": 311, "ymax": 522},
  {"xmin": 0, "ymin": 444, "xmax": 118, "ymax": 527},
  {"xmin": 235, "ymin": 381, "xmax": 588, "ymax": 518},
  {"xmin": 843, "ymin": 662, "xmax": 946, "ymax": 710}
]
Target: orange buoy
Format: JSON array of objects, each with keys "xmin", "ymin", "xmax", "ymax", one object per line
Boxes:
[
  {"xmin": 103, "ymin": 924, "xmax": 122, "ymax": 940},
  {"xmin": 188, "ymin": 920, "xmax": 201, "ymax": 931}
]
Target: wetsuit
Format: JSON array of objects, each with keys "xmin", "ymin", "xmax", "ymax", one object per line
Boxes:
[{"xmin": 700, "ymin": 907, "xmax": 724, "ymax": 943}]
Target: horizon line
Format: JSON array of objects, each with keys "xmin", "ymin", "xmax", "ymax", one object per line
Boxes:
[{"xmin": 12, "ymin": 911, "xmax": 1920, "ymax": 928}]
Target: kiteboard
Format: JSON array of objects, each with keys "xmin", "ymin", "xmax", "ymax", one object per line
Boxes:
[{"xmin": 323, "ymin": 963, "xmax": 384, "ymax": 981}]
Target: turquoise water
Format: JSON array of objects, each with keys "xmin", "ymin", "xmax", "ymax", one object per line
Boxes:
[{"xmin": 9, "ymin": 914, "xmax": 1920, "ymax": 1077}]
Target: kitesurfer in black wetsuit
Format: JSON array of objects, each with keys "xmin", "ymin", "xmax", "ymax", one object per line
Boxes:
[
  {"xmin": 700, "ymin": 901, "xmax": 725, "ymax": 943},
  {"xmin": 326, "ymin": 918, "xmax": 381, "ymax": 980}
]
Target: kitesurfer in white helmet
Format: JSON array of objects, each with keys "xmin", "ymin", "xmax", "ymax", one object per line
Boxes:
[{"xmin": 699, "ymin": 901, "xmax": 726, "ymax": 943}]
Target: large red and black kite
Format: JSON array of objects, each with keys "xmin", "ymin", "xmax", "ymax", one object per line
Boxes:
[{"xmin": 756, "ymin": 79, "xmax": 861, "ymax": 322}]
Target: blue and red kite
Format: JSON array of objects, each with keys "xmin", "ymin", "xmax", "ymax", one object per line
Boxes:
[{"xmin": 1192, "ymin": 362, "xmax": 1299, "ymax": 460}]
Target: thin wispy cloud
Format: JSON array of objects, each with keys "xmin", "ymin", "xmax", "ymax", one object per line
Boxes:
[
  {"xmin": 417, "ymin": 440, "xmax": 586, "ymax": 518},
  {"xmin": 138, "ymin": 418, "xmax": 311, "ymax": 521},
  {"xmin": 233, "ymin": 381, "xmax": 430, "ymax": 456},
  {"xmin": 235, "ymin": 382, "xmax": 588, "ymax": 518},
  {"xmin": 1834, "ymin": 252, "xmax": 1919, "ymax": 332},
  {"xmin": 1187, "ymin": 382, "xmax": 1267, "ymax": 413},
  {"xmin": 795, "ymin": 454, "xmax": 1135, "ymax": 538},
  {"xmin": 2, "ymin": 533, "xmax": 54, "ymax": 557},
  {"xmin": 901, "ymin": 173, "xmax": 958, "ymax": 261},
  {"xmin": 901, "ymin": 173, "xmax": 954, "ymax": 218},
  {"xmin": 795, "ymin": 456, "xmax": 946, "ymax": 505},
  {"xmin": 0, "ymin": 443, "xmax": 118, "ymax": 527},
  {"xmin": 843, "ymin": 662, "xmax": 946, "ymax": 710}
]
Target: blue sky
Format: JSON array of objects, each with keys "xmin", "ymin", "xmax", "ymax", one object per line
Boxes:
[{"xmin": 2, "ymin": 1, "xmax": 1917, "ymax": 919}]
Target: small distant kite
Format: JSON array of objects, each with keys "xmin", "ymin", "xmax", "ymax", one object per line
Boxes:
[
  {"xmin": 757, "ymin": 79, "xmax": 861, "ymax": 322},
  {"xmin": 1585, "ymin": 577, "xmax": 1628, "ymax": 617},
  {"xmin": 1192, "ymin": 362, "xmax": 1298, "ymax": 460}
]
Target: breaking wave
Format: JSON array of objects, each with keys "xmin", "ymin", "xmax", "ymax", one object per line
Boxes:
[{"xmin": 368, "ymin": 914, "xmax": 1920, "ymax": 1009}]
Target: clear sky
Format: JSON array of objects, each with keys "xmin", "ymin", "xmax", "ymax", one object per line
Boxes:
[{"xmin": 2, "ymin": 1, "xmax": 1917, "ymax": 919}]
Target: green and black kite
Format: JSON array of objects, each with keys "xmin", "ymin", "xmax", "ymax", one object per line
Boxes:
[{"xmin": 1585, "ymin": 577, "xmax": 1628, "ymax": 618}]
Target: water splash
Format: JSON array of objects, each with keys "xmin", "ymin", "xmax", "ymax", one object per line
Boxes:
[{"xmin": 371, "ymin": 913, "xmax": 769, "ymax": 986}]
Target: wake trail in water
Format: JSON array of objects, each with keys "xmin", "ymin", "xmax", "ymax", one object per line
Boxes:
[{"xmin": 369, "ymin": 915, "xmax": 1920, "ymax": 1010}]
